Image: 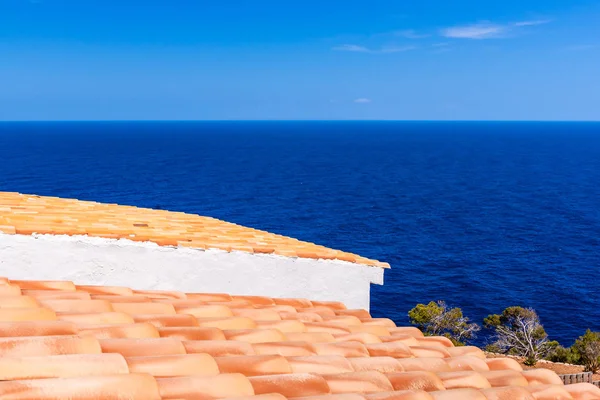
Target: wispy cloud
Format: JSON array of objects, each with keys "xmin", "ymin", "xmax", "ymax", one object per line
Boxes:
[
  {"xmin": 441, "ymin": 18, "xmax": 552, "ymax": 40},
  {"xmin": 380, "ymin": 45, "xmax": 416, "ymax": 53},
  {"xmin": 441, "ymin": 23, "xmax": 506, "ymax": 39},
  {"xmin": 333, "ymin": 44, "xmax": 415, "ymax": 54},
  {"xmin": 332, "ymin": 44, "xmax": 370, "ymax": 53},
  {"xmin": 432, "ymin": 42, "xmax": 450, "ymax": 47},
  {"xmin": 354, "ymin": 98, "xmax": 372, "ymax": 104},
  {"xmin": 394, "ymin": 29, "xmax": 431, "ymax": 39},
  {"xmin": 513, "ymin": 19, "xmax": 552, "ymax": 27},
  {"xmin": 567, "ymin": 44, "xmax": 597, "ymax": 51}
]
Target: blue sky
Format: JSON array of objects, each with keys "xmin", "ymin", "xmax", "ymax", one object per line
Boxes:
[{"xmin": 1, "ymin": 0, "xmax": 599, "ymax": 120}]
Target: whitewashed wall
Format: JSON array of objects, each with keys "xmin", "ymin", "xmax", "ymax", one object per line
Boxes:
[{"xmin": 0, "ymin": 233, "xmax": 385, "ymax": 310}]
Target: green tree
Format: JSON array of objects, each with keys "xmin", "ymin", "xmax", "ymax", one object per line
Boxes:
[
  {"xmin": 408, "ymin": 301, "xmax": 480, "ymax": 346},
  {"xmin": 484, "ymin": 306, "xmax": 553, "ymax": 366},
  {"xmin": 571, "ymin": 330, "xmax": 600, "ymax": 373}
]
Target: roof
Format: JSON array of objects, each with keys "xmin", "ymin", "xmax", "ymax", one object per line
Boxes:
[
  {"xmin": 0, "ymin": 192, "xmax": 389, "ymax": 268},
  {"xmin": 0, "ymin": 278, "xmax": 596, "ymax": 400}
]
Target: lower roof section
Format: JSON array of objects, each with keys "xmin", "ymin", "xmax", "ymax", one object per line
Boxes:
[
  {"xmin": 0, "ymin": 192, "xmax": 389, "ymax": 268},
  {"xmin": 0, "ymin": 276, "xmax": 595, "ymax": 400}
]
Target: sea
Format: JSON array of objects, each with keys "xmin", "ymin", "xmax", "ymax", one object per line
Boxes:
[{"xmin": 0, "ymin": 121, "xmax": 598, "ymax": 346}]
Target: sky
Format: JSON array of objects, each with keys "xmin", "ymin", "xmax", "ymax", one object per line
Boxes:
[{"xmin": 1, "ymin": 0, "xmax": 599, "ymax": 121}]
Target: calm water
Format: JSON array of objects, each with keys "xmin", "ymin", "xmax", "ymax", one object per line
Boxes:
[{"xmin": 1, "ymin": 121, "xmax": 599, "ymax": 346}]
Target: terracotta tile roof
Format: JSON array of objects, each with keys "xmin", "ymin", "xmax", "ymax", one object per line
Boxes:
[
  {"xmin": 0, "ymin": 278, "xmax": 597, "ymax": 399},
  {"xmin": 0, "ymin": 192, "xmax": 389, "ymax": 268}
]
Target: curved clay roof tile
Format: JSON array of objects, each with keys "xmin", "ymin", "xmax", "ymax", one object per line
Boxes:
[
  {"xmin": 249, "ymin": 373, "xmax": 331, "ymax": 397},
  {"xmin": 312, "ymin": 342, "xmax": 370, "ymax": 358},
  {"xmin": 58, "ymin": 311, "xmax": 135, "ymax": 325},
  {"xmin": 252, "ymin": 341, "xmax": 317, "ymax": 357},
  {"xmin": 525, "ymin": 384, "xmax": 574, "ymax": 399},
  {"xmin": 480, "ymin": 386, "xmax": 535, "ymax": 400},
  {"xmin": 98, "ymin": 338, "xmax": 186, "ymax": 357},
  {"xmin": 158, "ymin": 326, "xmax": 226, "ymax": 341},
  {"xmin": 0, "ymin": 307, "xmax": 57, "ymax": 322},
  {"xmin": 215, "ymin": 354, "xmax": 293, "ymax": 377},
  {"xmin": 429, "ymin": 389, "xmax": 487, "ymax": 400},
  {"xmin": 126, "ymin": 354, "xmax": 220, "ymax": 377},
  {"xmin": 223, "ymin": 328, "xmax": 288, "ymax": 344},
  {"xmin": 395, "ymin": 358, "xmax": 451, "ymax": 374},
  {"xmin": 435, "ymin": 371, "xmax": 491, "ymax": 390},
  {"xmin": 0, "ymin": 353, "xmax": 129, "ymax": 380},
  {"xmin": 0, "ymin": 320, "xmax": 78, "ymax": 337},
  {"xmin": 24, "ymin": 290, "xmax": 92, "ymax": 300},
  {"xmin": 348, "ymin": 357, "xmax": 405, "ymax": 374},
  {"xmin": 132, "ymin": 314, "xmax": 199, "ymax": 328},
  {"xmin": 112, "ymin": 302, "xmax": 177, "ymax": 315},
  {"xmin": 287, "ymin": 355, "xmax": 354, "ymax": 375},
  {"xmin": 11, "ymin": 280, "xmax": 76, "ymax": 291},
  {"xmin": 385, "ymin": 372, "xmax": 446, "ymax": 392},
  {"xmin": 76, "ymin": 285, "xmax": 134, "ymax": 296},
  {"xmin": 157, "ymin": 374, "xmax": 255, "ymax": 400},
  {"xmin": 521, "ymin": 368, "xmax": 564, "ymax": 386},
  {"xmin": 365, "ymin": 391, "xmax": 434, "ymax": 400},
  {"xmin": 196, "ymin": 316, "xmax": 257, "ymax": 330},
  {"xmin": 175, "ymin": 304, "xmax": 233, "ymax": 318},
  {"xmin": 445, "ymin": 356, "xmax": 489, "ymax": 372},
  {"xmin": 39, "ymin": 299, "xmax": 114, "ymax": 313},
  {"xmin": 77, "ymin": 323, "xmax": 160, "ymax": 339},
  {"xmin": 0, "ymin": 335, "xmax": 102, "ymax": 357},
  {"xmin": 480, "ymin": 370, "xmax": 529, "ymax": 388},
  {"xmin": 0, "ymin": 373, "xmax": 162, "ymax": 400},
  {"xmin": 321, "ymin": 371, "xmax": 394, "ymax": 394},
  {"xmin": 183, "ymin": 340, "xmax": 255, "ymax": 357}
]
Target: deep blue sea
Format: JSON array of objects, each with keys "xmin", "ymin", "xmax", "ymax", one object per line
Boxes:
[{"xmin": 1, "ymin": 121, "xmax": 599, "ymax": 346}]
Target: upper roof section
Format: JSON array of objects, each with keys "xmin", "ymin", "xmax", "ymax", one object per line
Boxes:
[{"xmin": 0, "ymin": 192, "xmax": 389, "ymax": 268}]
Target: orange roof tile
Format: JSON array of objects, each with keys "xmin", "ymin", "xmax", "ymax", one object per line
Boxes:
[
  {"xmin": 0, "ymin": 276, "xmax": 595, "ymax": 400},
  {"xmin": 0, "ymin": 192, "xmax": 390, "ymax": 268}
]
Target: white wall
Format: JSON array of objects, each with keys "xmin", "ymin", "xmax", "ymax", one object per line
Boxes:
[{"xmin": 0, "ymin": 233, "xmax": 384, "ymax": 310}]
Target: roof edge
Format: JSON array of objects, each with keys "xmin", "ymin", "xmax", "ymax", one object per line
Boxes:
[{"xmin": 0, "ymin": 192, "xmax": 390, "ymax": 269}]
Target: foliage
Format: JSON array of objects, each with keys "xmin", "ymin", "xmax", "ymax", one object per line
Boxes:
[
  {"xmin": 571, "ymin": 330, "xmax": 600, "ymax": 373},
  {"xmin": 408, "ymin": 301, "xmax": 480, "ymax": 346},
  {"xmin": 546, "ymin": 344, "xmax": 580, "ymax": 364},
  {"xmin": 484, "ymin": 306, "xmax": 553, "ymax": 366}
]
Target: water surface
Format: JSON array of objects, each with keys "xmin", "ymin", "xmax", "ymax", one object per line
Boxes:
[{"xmin": 1, "ymin": 121, "xmax": 598, "ymax": 345}]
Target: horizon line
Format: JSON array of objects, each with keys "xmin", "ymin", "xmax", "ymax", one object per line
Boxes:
[{"xmin": 1, "ymin": 119, "xmax": 600, "ymax": 123}]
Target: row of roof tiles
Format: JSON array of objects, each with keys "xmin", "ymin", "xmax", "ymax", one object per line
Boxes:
[
  {"xmin": 0, "ymin": 192, "xmax": 390, "ymax": 267},
  {"xmin": 0, "ymin": 277, "xmax": 598, "ymax": 399}
]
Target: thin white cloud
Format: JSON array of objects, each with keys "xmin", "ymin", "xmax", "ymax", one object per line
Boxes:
[
  {"xmin": 514, "ymin": 19, "xmax": 552, "ymax": 27},
  {"xmin": 441, "ymin": 18, "xmax": 552, "ymax": 40},
  {"xmin": 432, "ymin": 42, "xmax": 450, "ymax": 47},
  {"xmin": 441, "ymin": 23, "xmax": 506, "ymax": 39},
  {"xmin": 567, "ymin": 44, "xmax": 597, "ymax": 51},
  {"xmin": 333, "ymin": 44, "xmax": 415, "ymax": 54},
  {"xmin": 332, "ymin": 44, "xmax": 370, "ymax": 53},
  {"xmin": 354, "ymin": 98, "xmax": 372, "ymax": 104},
  {"xmin": 432, "ymin": 47, "xmax": 452, "ymax": 54},
  {"xmin": 380, "ymin": 45, "xmax": 416, "ymax": 53},
  {"xmin": 394, "ymin": 29, "xmax": 431, "ymax": 39}
]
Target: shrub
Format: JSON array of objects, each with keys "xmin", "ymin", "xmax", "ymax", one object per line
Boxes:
[
  {"xmin": 571, "ymin": 330, "xmax": 600, "ymax": 373},
  {"xmin": 546, "ymin": 343, "xmax": 579, "ymax": 364},
  {"xmin": 408, "ymin": 301, "xmax": 480, "ymax": 346}
]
